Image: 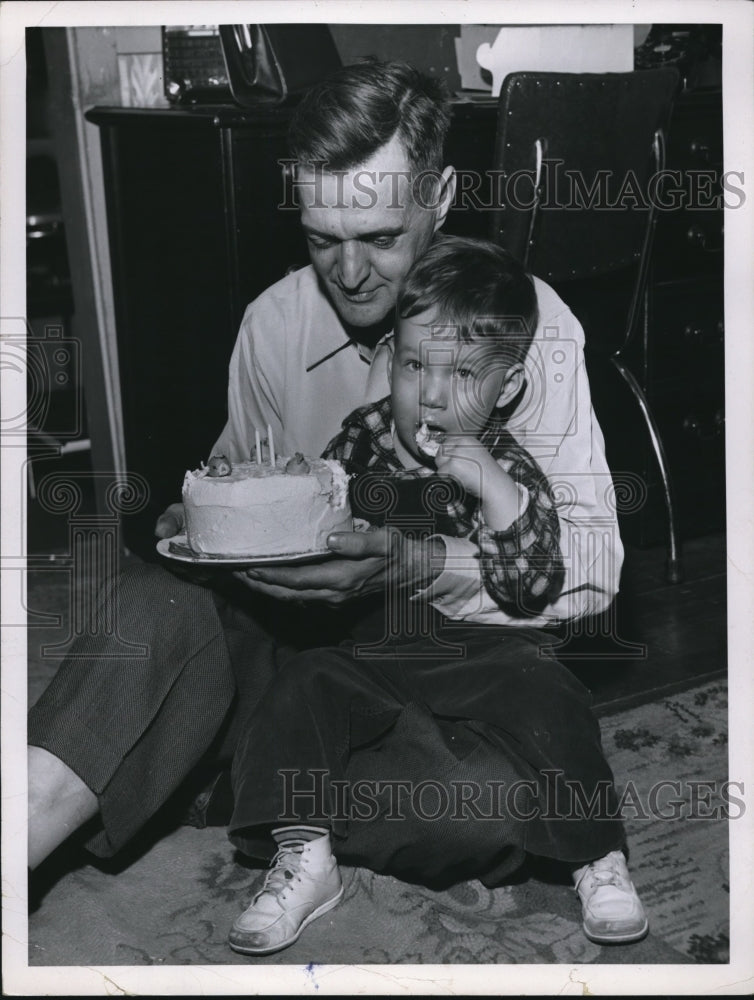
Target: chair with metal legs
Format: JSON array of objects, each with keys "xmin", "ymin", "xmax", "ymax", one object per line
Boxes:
[{"xmin": 489, "ymin": 68, "xmax": 683, "ymax": 582}]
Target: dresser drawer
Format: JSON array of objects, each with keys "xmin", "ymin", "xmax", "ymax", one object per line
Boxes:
[
  {"xmin": 608, "ymin": 90, "xmax": 724, "ymax": 550},
  {"xmin": 652, "ymin": 207, "xmax": 724, "ymax": 282},
  {"xmin": 648, "ymin": 279, "xmax": 724, "ymax": 384},
  {"xmin": 612, "ymin": 384, "xmax": 725, "ymax": 548},
  {"xmin": 651, "ymin": 90, "xmax": 723, "ymax": 283},
  {"xmin": 665, "ymin": 95, "xmax": 723, "ymax": 172},
  {"xmin": 620, "ymin": 475, "xmax": 726, "ymax": 547},
  {"xmin": 647, "ymin": 383, "xmax": 725, "ymax": 487}
]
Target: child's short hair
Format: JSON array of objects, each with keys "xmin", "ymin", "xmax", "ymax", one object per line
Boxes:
[{"xmin": 397, "ymin": 236, "xmax": 539, "ymax": 365}]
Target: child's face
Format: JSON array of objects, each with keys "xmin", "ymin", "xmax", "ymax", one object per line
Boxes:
[{"xmin": 390, "ymin": 308, "xmax": 521, "ymax": 466}]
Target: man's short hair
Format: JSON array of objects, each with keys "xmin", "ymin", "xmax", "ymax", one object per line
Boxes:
[
  {"xmin": 288, "ymin": 58, "xmax": 452, "ymax": 177},
  {"xmin": 397, "ymin": 236, "xmax": 539, "ymax": 366}
]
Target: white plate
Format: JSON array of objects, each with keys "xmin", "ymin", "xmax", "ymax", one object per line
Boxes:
[{"xmin": 156, "ymin": 535, "xmax": 334, "ymax": 567}]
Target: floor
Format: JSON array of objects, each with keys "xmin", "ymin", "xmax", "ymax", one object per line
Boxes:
[
  {"xmin": 19, "ymin": 528, "xmax": 730, "ymax": 983},
  {"xmin": 27, "ymin": 670, "xmax": 728, "ymax": 968},
  {"xmin": 562, "ymin": 533, "xmax": 727, "ymax": 716}
]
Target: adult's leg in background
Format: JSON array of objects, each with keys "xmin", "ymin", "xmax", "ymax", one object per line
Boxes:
[
  {"xmin": 28, "ymin": 746, "xmax": 98, "ymax": 869},
  {"xmin": 27, "ymin": 562, "xmax": 273, "ymax": 863}
]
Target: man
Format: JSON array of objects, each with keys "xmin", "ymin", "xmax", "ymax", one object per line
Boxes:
[{"xmin": 28, "ymin": 61, "xmax": 637, "ymax": 949}]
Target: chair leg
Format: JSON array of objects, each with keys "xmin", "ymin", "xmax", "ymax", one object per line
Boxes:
[{"xmin": 610, "ymin": 357, "xmax": 683, "ymax": 583}]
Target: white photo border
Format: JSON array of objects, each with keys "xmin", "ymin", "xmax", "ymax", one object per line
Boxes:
[{"xmin": 2, "ymin": 0, "xmax": 753, "ymax": 995}]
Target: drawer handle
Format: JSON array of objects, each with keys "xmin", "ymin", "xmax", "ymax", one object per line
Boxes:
[
  {"xmin": 683, "ymin": 321, "xmax": 725, "ymax": 345},
  {"xmin": 686, "ymin": 224, "xmax": 723, "ymax": 253},
  {"xmin": 683, "ymin": 325, "xmax": 703, "ymax": 344},
  {"xmin": 683, "ymin": 410, "xmax": 724, "ymax": 440},
  {"xmin": 689, "ymin": 138, "xmax": 713, "ymax": 163}
]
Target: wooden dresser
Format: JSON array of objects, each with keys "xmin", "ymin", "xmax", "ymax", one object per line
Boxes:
[{"xmin": 588, "ymin": 88, "xmax": 725, "ymax": 547}]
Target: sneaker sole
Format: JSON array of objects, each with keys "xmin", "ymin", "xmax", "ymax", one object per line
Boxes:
[
  {"xmin": 582, "ymin": 917, "xmax": 649, "ymax": 945},
  {"xmin": 228, "ymin": 885, "xmax": 345, "ymax": 956}
]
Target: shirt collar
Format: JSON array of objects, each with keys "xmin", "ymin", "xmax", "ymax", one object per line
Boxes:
[{"xmin": 306, "ymin": 330, "xmax": 393, "ymax": 372}]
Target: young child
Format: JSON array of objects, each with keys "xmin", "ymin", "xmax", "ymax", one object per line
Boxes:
[{"xmin": 227, "ymin": 236, "xmax": 647, "ymax": 956}]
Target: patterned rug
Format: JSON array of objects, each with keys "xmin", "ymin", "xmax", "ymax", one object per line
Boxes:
[
  {"xmin": 27, "ymin": 679, "xmax": 728, "ymax": 967},
  {"xmin": 597, "ymin": 682, "xmax": 729, "ymax": 964}
]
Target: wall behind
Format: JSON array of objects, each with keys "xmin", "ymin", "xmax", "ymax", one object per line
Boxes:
[
  {"xmin": 66, "ymin": 23, "xmax": 650, "ymax": 108},
  {"xmin": 68, "ymin": 25, "xmax": 465, "ymax": 105},
  {"xmin": 329, "ymin": 25, "xmax": 462, "ymax": 92},
  {"xmin": 68, "ymin": 26, "xmax": 167, "ymax": 108}
]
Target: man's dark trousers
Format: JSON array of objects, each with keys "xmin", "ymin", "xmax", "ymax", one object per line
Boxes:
[{"xmin": 28, "ymin": 561, "xmax": 624, "ymax": 887}]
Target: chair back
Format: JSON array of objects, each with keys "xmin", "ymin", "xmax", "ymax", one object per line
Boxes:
[{"xmin": 489, "ymin": 69, "xmax": 679, "ymax": 352}]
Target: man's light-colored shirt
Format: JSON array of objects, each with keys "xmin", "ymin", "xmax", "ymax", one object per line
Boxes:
[{"xmin": 213, "ymin": 265, "xmax": 623, "ymax": 625}]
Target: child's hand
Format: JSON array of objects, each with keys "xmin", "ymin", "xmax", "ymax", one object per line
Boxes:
[
  {"xmin": 433, "ymin": 436, "xmax": 495, "ymax": 498},
  {"xmin": 435, "ymin": 437, "xmax": 522, "ymax": 531}
]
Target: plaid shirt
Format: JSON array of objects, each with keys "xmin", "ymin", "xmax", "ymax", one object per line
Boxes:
[{"xmin": 322, "ymin": 397, "xmax": 564, "ymax": 619}]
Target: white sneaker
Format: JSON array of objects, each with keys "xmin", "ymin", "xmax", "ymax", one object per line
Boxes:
[
  {"xmin": 573, "ymin": 850, "xmax": 649, "ymax": 944},
  {"xmin": 228, "ymin": 827, "xmax": 344, "ymax": 956}
]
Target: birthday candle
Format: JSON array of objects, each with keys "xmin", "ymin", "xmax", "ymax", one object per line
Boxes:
[
  {"xmin": 267, "ymin": 423, "xmax": 275, "ymax": 467},
  {"xmin": 255, "ymin": 429, "xmax": 262, "ymax": 466}
]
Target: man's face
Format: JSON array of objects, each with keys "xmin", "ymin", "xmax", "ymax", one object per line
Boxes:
[
  {"xmin": 297, "ymin": 135, "xmax": 453, "ymax": 330},
  {"xmin": 390, "ymin": 309, "xmax": 511, "ymax": 467}
]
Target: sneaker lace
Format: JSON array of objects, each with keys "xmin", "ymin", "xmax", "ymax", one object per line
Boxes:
[
  {"xmin": 583, "ymin": 853, "xmax": 625, "ymax": 889},
  {"xmin": 258, "ymin": 842, "xmax": 306, "ymax": 900}
]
